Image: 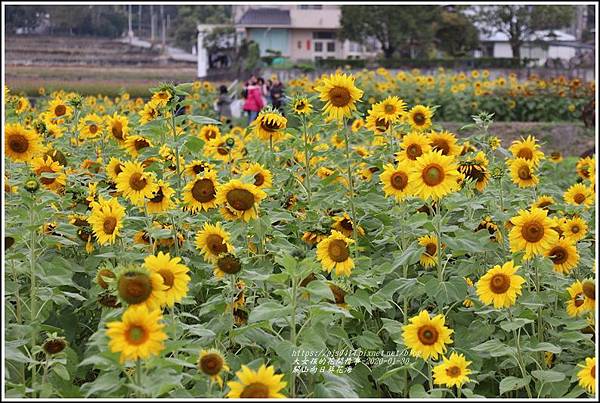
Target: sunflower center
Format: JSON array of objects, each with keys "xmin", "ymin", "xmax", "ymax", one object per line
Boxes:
[
  {"xmin": 406, "ymin": 144, "xmax": 422, "ymax": 160},
  {"xmin": 328, "ymin": 86, "xmax": 352, "ymax": 107},
  {"xmin": 328, "ymin": 239, "xmax": 350, "ymax": 262},
  {"xmin": 9, "ymin": 134, "xmax": 29, "ymax": 153},
  {"xmin": 582, "ymin": 282, "xmax": 595, "ymax": 300},
  {"xmin": 413, "ymin": 112, "xmax": 426, "ymax": 126},
  {"xmin": 126, "ymin": 325, "xmax": 148, "ymax": 345},
  {"xmin": 446, "ymin": 366, "xmax": 461, "ymax": 378},
  {"xmin": 226, "ymin": 189, "xmax": 255, "ymax": 211},
  {"xmin": 217, "ymin": 254, "xmax": 242, "ymax": 274},
  {"xmin": 431, "ymin": 140, "xmax": 450, "ymax": 155},
  {"xmin": 261, "ymin": 119, "xmax": 282, "ymax": 132},
  {"xmin": 549, "ymin": 246, "xmax": 568, "ymax": 264},
  {"xmin": 191, "ymin": 179, "xmax": 216, "ymax": 203},
  {"xmin": 129, "ymin": 173, "xmax": 148, "ymax": 191},
  {"xmin": 329, "ymin": 284, "xmax": 346, "ymax": 305},
  {"xmin": 521, "ymin": 221, "xmax": 544, "ymax": 243},
  {"xmin": 422, "ymin": 164, "xmax": 445, "ymax": 186},
  {"xmin": 417, "ymin": 325, "xmax": 439, "ymax": 345},
  {"xmin": 490, "ymin": 273, "xmax": 511, "ymax": 294},
  {"xmin": 240, "ymin": 382, "xmax": 270, "ymax": 398},
  {"xmin": 574, "ymin": 293, "xmax": 584, "ymax": 307},
  {"xmin": 384, "ymin": 104, "xmax": 395, "ymax": 114},
  {"xmin": 193, "ymin": 164, "xmax": 207, "ymax": 174},
  {"xmin": 149, "ymin": 187, "xmax": 165, "ymax": 203},
  {"xmin": 296, "ymin": 101, "xmax": 305, "ymax": 110},
  {"xmin": 375, "ymin": 118, "xmax": 389, "ymax": 132},
  {"xmin": 517, "ymin": 148, "xmax": 533, "ymax": 160},
  {"xmin": 425, "ymin": 242, "xmax": 437, "ymax": 257},
  {"xmin": 340, "ymin": 218, "xmax": 353, "ymax": 231},
  {"xmin": 43, "ymin": 339, "xmax": 67, "ymax": 355},
  {"xmin": 206, "ymin": 234, "xmax": 228, "ymax": 255},
  {"xmin": 517, "ymin": 165, "xmax": 532, "ymax": 180},
  {"xmin": 118, "ymin": 272, "xmax": 152, "ymax": 304},
  {"xmin": 387, "ymin": 171, "xmax": 407, "ymax": 190},
  {"xmin": 113, "ymin": 163, "xmax": 123, "ymax": 176},
  {"xmin": 571, "ymin": 225, "xmax": 580, "ymax": 234},
  {"xmin": 103, "ymin": 217, "xmax": 117, "ymax": 234},
  {"xmin": 134, "ymin": 138, "xmax": 150, "ymax": 151},
  {"xmin": 217, "ymin": 144, "xmax": 229, "ymax": 155},
  {"xmin": 89, "ymin": 124, "xmax": 98, "ymax": 134},
  {"xmin": 591, "ymin": 365, "xmax": 596, "ymax": 379},
  {"xmin": 573, "ymin": 193, "xmax": 586, "ymax": 204},
  {"xmin": 38, "ymin": 166, "xmax": 57, "ymax": 185},
  {"xmin": 55, "ymin": 105, "xmax": 66, "ymax": 117},
  {"xmin": 112, "ymin": 122, "xmax": 124, "ymax": 140},
  {"xmin": 254, "ymin": 173, "xmax": 265, "ymax": 187},
  {"xmin": 199, "ymin": 353, "xmax": 224, "ymax": 375},
  {"xmin": 158, "ymin": 269, "xmax": 175, "ymax": 290},
  {"xmin": 538, "ymin": 200, "xmax": 552, "ymax": 208},
  {"xmin": 205, "ymin": 129, "xmax": 218, "ymax": 140}
]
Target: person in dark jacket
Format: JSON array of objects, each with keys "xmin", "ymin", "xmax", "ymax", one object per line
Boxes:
[{"xmin": 270, "ymin": 78, "xmax": 285, "ymax": 113}]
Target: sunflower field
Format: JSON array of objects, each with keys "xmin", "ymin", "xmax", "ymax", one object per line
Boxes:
[{"xmin": 3, "ymin": 71, "xmax": 597, "ymax": 399}]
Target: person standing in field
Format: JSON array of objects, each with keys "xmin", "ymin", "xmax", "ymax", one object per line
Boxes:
[
  {"xmin": 270, "ymin": 77, "xmax": 285, "ymax": 113},
  {"xmin": 217, "ymin": 84, "xmax": 232, "ymax": 130},
  {"xmin": 242, "ymin": 76, "xmax": 264, "ymax": 125}
]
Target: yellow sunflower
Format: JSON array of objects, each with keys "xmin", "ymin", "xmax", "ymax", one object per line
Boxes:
[
  {"xmin": 182, "ymin": 171, "xmax": 219, "ymax": 213},
  {"xmin": 198, "ymin": 349, "xmax": 230, "ymax": 387},
  {"xmin": 332, "ymin": 213, "xmax": 365, "ymax": 238},
  {"xmin": 315, "ymin": 72, "xmax": 363, "ymax": 121},
  {"xmin": 576, "ymin": 156, "xmax": 595, "ymax": 181},
  {"xmin": 561, "ymin": 216, "xmax": 588, "ymax": 242},
  {"xmin": 566, "ymin": 280, "xmax": 589, "ymax": 317},
  {"xmin": 432, "ymin": 352, "xmax": 472, "ymax": 388},
  {"xmin": 199, "ymin": 124, "xmax": 221, "ymax": 143},
  {"xmin": 476, "ymin": 261, "xmax": 525, "ymax": 308},
  {"xmin": 106, "ymin": 304, "xmax": 167, "ymax": 364},
  {"xmin": 241, "ymin": 162, "xmax": 273, "ymax": 190},
  {"xmin": 371, "ymin": 95, "xmax": 406, "ymax": 123},
  {"xmin": 47, "ymin": 97, "xmax": 73, "ymax": 121},
  {"xmin": 151, "ymin": 89, "xmax": 172, "ymax": 106},
  {"xmin": 215, "ymin": 180, "xmax": 267, "ymax": 222},
  {"xmin": 252, "ymin": 109, "xmax": 288, "ymax": 142},
  {"xmin": 418, "ymin": 234, "xmax": 439, "ymax": 268},
  {"xmin": 458, "ymin": 152, "xmax": 490, "ymax": 192},
  {"xmin": 123, "ymin": 135, "xmax": 153, "ymax": 158},
  {"xmin": 577, "ymin": 357, "xmax": 596, "ymax": 394},
  {"xmin": 564, "ymin": 183, "xmax": 595, "ymax": 207},
  {"xmin": 532, "ymin": 195, "xmax": 555, "ymax": 211},
  {"xmin": 87, "ymin": 196, "xmax": 126, "ymax": 245},
  {"xmin": 351, "ymin": 118, "xmax": 365, "ymax": 132},
  {"xmin": 107, "ymin": 113, "xmax": 130, "ymax": 143},
  {"xmin": 143, "ymin": 251, "xmax": 190, "ymax": 307},
  {"xmin": 508, "ymin": 135, "xmax": 544, "ymax": 166},
  {"xmin": 78, "ymin": 113, "xmax": 104, "ymax": 140},
  {"xmin": 428, "ymin": 131, "xmax": 461, "ymax": 157},
  {"xmin": 508, "ymin": 158, "xmax": 539, "ymax": 188},
  {"xmin": 106, "ymin": 158, "xmax": 124, "ymax": 182},
  {"xmin": 115, "ymin": 161, "xmax": 158, "ymax": 206},
  {"xmin": 146, "ymin": 180, "xmax": 175, "ymax": 214},
  {"xmin": 226, "ymin": 364, "xmax": 287, "ymax": 398},
  {"xmin": 549, "ymin": 151, "xmax": 563, "ymax": 163},
  {"xmin": 316, "ymin": 230, "xmax": 355, "ymax": 277},
  {"xmin": 509, "ymin": 208, "xmax": 558, "ymax": 259},
  {"xmin": 204, "ymin": 136, "xmax": 244, "ymax": 162},
  {"xmin": 402, "ymin": 310, "xmax": 453, "ymax": 360},
  {"xmin": 115, "ymin": 265, "xmax": 167, "ymax": 310},
  {"xmin": 544, "ymin": 238, "xmax": 579, "ymax": 274},
  {"xmin": 396, "ymin": 131, "xmax": 432, "ymax": 163},
  {"xmin": 5, "ymin": 123, "xmax": 43, "ymax": 162},
  {"xmin": 139, "ymin": 99, "xmax": 162, "ymax": 125},
  {"xmin": 292, "ymin": 97, "xmax": 312, "ymax": 115},
  {"xmin": 213, "ymin": 253, "xmax": 242, "ymax": 278},
  {"xmin": 406, "ymin": 105, "xmax": 433, "ymax": 131},
  {"xmin": 30, "ymin": 156, "xmax": 67, "ymax": 192},
  {"xmin": 184, "ymin": 160, "xmax": 215, "ymax": 177},
  {"xmin": 194, "ymin": 222, "xmax": 234, "ymax": 264},
  {"xmin": 380, "ymin": 163, "xmax": 412, "ymax": 202},
  {"xmin": 581, "ymin": 279, "xmax": 595, "ymax": 312},
  {"xmin": 409, "ymin": 150, "xmax": 462, "ymax": 200}
]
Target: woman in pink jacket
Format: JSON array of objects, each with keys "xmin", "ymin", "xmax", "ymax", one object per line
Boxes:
[{"xmin": 242, "ymin": 76, "xmax": 264, "ymax": 125}]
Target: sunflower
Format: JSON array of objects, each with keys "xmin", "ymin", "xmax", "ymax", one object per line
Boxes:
[
  {"xmin": 194, "ymin": 222, "xmax": 234, "ymax": 263},
  {"xmin": 213, "ymin": 253, "xmax": 242, "ymax": 278},
  {"xmin": 476, "ymin": 261, "xmax": 525, "ymax": 308},
  {"xmin": 432, "ymin": 352, "xmax": 472, "ymax": 388},
  {"xmin": 508, "ymin": 158, "xmax": 538, "ymax": 188},
  {"xmin": 106, "ymin": 158, "xmax": 124, "ymax": 182},
  {"xmin": 365, "ymin": 110, "xmax": 392, "ymax": 135},
  {"xmin": 396, "ymin": 131, "xmax": 432, "ymax": 163},
  {"xmin": 476, "ymin": 216, "xmax": 503, "ymax": 243},
  {"xmin": 577, "ymin": 357, "xmax": 596, "ymax": 394},
  {"xmin": 107, "ymin": 113, "xmax": 130, "ymax": 143},
  {"xmin": 428, "ymin": 131, "xmax": 461, "ymax": 157},
  {"xmin": 566, "ymin": 280, "xmax": 589, "ymax": 317},
  {"xmin": 215, "ymin": 180, "xmax": 267, "ymax": 222},
  {"xmin": 418, "ymin": 234, "xmax": 439, "ymax": 268},
  {"xmin": 508, "ymin": 135, "xmax": 544, "ymax": 166},
  {"xmin": 581, "ymin": 279, "xmax": 595, "ymax": 312},
  {"xmin": 371, "ymin": 96, "xmax": 406, "ymax": 123},
  {"xmin": 241, "ymin": 162, "xmax": 273, "ymax": 190},
  {"xmin": 253, "ymin": 109, "xmax": 288, "ymax": 142},
  {"xmin": 30, "ymin": 156, "xmax": 67, "ymax": 192},
  {"xmin": 315, "ymin": 72, "xmax": 363, "ymax": 121},
  {"xmin": 532, "ymin": 195, "xmax": 555, "ymax": 211},
  {"xmin": 409, "ymin": 150, "xmax": 462, "ymax": 200},
  {"xmin": 123, "ymin": 135, "xmax": 153, "ymax": 158},
  {"xmin": 302, "ymin": 230, "xmax": 328, "ymax": 246},
  {"xmin": 115, "ymin": 161, "xmax": 158, "ymax": 206},
  {"xmin": 146, "ymin": 180, "xmax": 175, "ymax": 214},
  {"xmin": 549, "ymin": 151, "xmax": 563, "ymax": 163},
  {"xmin": 458, "ymin": 152, "xmax": 490, "ymax": 192},
  {"xmin": 181, "ymin": 171, "xmax": 218, "ymax": 213},
  {"xmin": 402, "ymin": 310, "xmax": 453, "ymax": 360},
  {"xmin": 78, "ymin": 113, "xmax": 104, "ymax": 140},
  {"xmin": 106, "ymin": 304, "xmax": 167, "ymax": 364},
  {"xmin": 199, "ymin": 124, "xmax": 221, "ymax": 143},
  {"xmin": 509, "ymin": 208, "xmax": 558, "ymax": 259},
  {"xmin": 5, "ymin": 123, "xmax": 43, "ymax": 162},
  {"xmin": 292, "ymin": 97, "xmax": 312, "ymax": 115},
  {"xmin": 351, "ymin": 118, "xmax": 365, "ymax": 132},
  {"xmin": 87, "ymin": 196, "xmax": 126, "ymax": 245},
  {"xmin": 406, "ymin": 105, "xmax": 433, "ymax": 131},
  {"xmin": 561, "ymin": 216, "xmax": 588, "ymax": 242},
  {"xmin": 226, "ymin": 364, "xmax": 287, "ymax": 398},
  {"xmin": 544, "ymin": 238, "xmax": 579, "ymax": 274},
  {"xmin": 47, "ymin": 97, "xmax": 73, "ymax": 121},
  {"xmin": 139, "ymin": 99, "xmax": 162, "ymax": 125},
  {"xmin": 380, "ymin": 163, "xmax": 411, "ymax": 201},
  {"xmin": 576, "ymin": 156, "xmax": 595, "ymax": 180},
  {"xmin": 15, "ymin": 96, "xmax": 30, "ymax": 114},
  {"xmin": 316, "ymin": 230, "xmax": 355, "ymax": 277},
  {"xmin": 564, "ymin": 183, "xmax": 595, "ymax": 207},
  {"xmin": 332, "ymin": 213, "xmax": 365, "ymax": 238},
  {"xmin": 115, "ymin": 265, "xmax": 167, "ymax": 310},
  {"xmin": 143, "ymin": 251, "xmax": 190, "ymax": 307},
  {"xmin": 185, "ymin": 160, "xmax": 215, "ymax": 177},
  {"xmin": 44, "ymin": 122, "xmax": 64, "ymax": 139},
  {"xmin": 204, "ymin": 136, "xmax": 244, "ymax": 162},
  {"xmin": 151, "ymin": 89, "xmax": 172, "ymax": 106},
  {"xmin": 198, "ymin": 349, "xmax": 230, "ymax": 387}
]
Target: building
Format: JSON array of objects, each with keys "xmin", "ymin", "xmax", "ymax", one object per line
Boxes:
[{"xmin": 232, "ymin": 4, "xmax": 378, "ymax": 61}]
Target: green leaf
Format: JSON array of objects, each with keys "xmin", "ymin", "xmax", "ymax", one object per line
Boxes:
[
  {"xmin": 187, "ymin": 115, "xmax": 221, "ymax": 125},
  {"xmin": 305, "ymin": 280, "xmax": 334, "ymax": 301},
  {"xmin": 53, "ymin": 364, "xmax": 70, "ymax": 381},
  {"xmin": 345, "ymin": 289, "xmax": 372, "ymax": 314},
  {"xmin": 471, "ymin": 339, "xmax": 516, "ymax": 357},
  {"xmin": 500, "ymin": 318, "xmax": 534, "ymax": 332},
  {"xmin": 531, "ymin": 370, "xmax": 565, "ymax": 383},
  {"xmin": 184, "ymin": 136, "xmax": 204, "ymax": 153},
  {"xmin": 522, "ymin": 341, "xmax": 562, "ymax": 354},
  {"xmin": 248, "ymin": 302, "xmax": 291, "ymax": 324},
  {"xmin": 499, "ymin": 376, "xmax": 531, "ymax": 395}
]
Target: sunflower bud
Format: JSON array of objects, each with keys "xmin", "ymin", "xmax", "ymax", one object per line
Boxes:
[
  {"xmin": 42, "ymin": 336, "xmax": 67, "ymax": 355},
  {"xmin": 96, "ymin": 268, "xmax": 116, "ymax": 289},
  {"xmin": 216, "ymin": 253, "xmax": 242, "ymax": 275},
  {"xmin": 225, "ymin": 137, "xmax": 235, "ymax": 148},
  {"xmin": 97, "ymin": 292, "xmax": 121, "ymax": 308},
  {"xmin": 24, "ymin": 177, "xmax": 40, "ymax": 193}
]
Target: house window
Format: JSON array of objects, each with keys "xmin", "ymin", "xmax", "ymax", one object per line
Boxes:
[
  {"xmin": 314, "ymin": 42, "xmax": 323, "ymax": 52},
  {"xmin": 297, "ymin": 41, "xmax": 302, "ymax": 49},
  {"xmin": 313, "ymin": 31, "xmax": 335, "ymax": 39},
  {"xmin": 485, "ymin": 43, "xmax": 494, "ymax": 57},
  {"xmin": 326, "ymin": 41, "xmax": 335, "ymax": 52},
  {"xmin": 306, "ymin": 40, "xmax": 311, "ymax": 50}
]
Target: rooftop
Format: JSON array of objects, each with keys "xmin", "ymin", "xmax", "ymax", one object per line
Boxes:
[{"xmin": 237, "ymin": 8, "xmax": 291, "ymax": 26}]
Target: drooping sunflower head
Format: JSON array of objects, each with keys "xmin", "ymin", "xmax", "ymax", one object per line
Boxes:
[
  {"xmin": 253, "ymin": 109, "xmax": 288, "ymax": 142},
  {"xmin": 114, "ymin": 264, "xmax": 167, "ymax": 310},
  {"xmin": 476, "ymin": 216, "xmax": 503, "ymax": 243},
  {"xmin": 327, "ymin": 282, "xmax": 350, "ymax": 308},
  {"xmin": 123, "ymin": 135, "xmax": 153, "ymax": 158},
  {"xmin": 351, "ymin": 118, "xmax": 365, "ymax": 133},
  {"xmin": 476, "ymin": 260, "xmax": 525, "ymax": 308},
  {"xmin": 215, "ymin": 180, "xmax": 267, "ymax": 222},
  {"xmin": 458, "ymin": 152, "xmax": 490, "ymax": 192},
  {"xmin": 5, "ymin": 123, "xmax": 43, "ymax": 162},
  {"xmin": 508, "ymin": 158, "xmax": 538, "ymax": 188},
  {"xmin": 194, "ymin": 222, "xmax": 233, "ymax": 264},
  {"xmin": 418, "ymin": 234, "xmax": 439, "ymax": 268},
  {"xmin": 544, "ymin": 238, "xmax": 579, "ymax": 275},
  {"xmin": 402, "ymin": 310, "xmax": 454, "ymax": 360},
  {"xmin": 508, "ymin": 135, "xmax": 544, "ymax": 166},
  {"xmin": 549, "ymin": 151, "xmax": 563, "ymax": 163},
  {"xmin": 30, "ymin": 155, "xmax": 67, "ymax": 192},
  {"xmin": 532, "ymin": 195, "xmax": 555, "ymax": 211},
  {"xmin": 564, "ymin": 183, "xmax": 595, "ymax": 208},
  {"xmin": 365, "ymin": 109, "xmax": 393, "ymax": 135},
  {"xmin": 226, "ymin": 364, "xmax": 287, "ymax": 398},
  {"xmin": 107, "ymin": 113, "xmax": 129, "ymax": 142},
  {"xmin": 146, "ymin": 180, "xmax": 175, "ymax": 214},
  {"xmin": 432, "ymin": 352, "xmax": 472, "ymax": 388},
  {"xmin": 409, "ymin": 150, "xmax": 462, "ymax": 200},
  {"xmin": 42, "ymin": 335, "xmax": 68, "ymax": 355},
  {"xmin": 576, "ymin": 156, "xmax": 595, "ymax": 180},
  {"xmin": 96, "ymin": 267, "xmax": 116, "ymax": 289},
  {"xmin": 509, "ymin": 207, "xmax": 559, "ymax": 259},
  {"xmin": 315, "ymin": 72, "xmax": 363, "ymax": 121},
  {"xmin": 331, "ymin": 212, "xmax": 364, "ymax": 239},
  {"xmin": 214, "ymin": 253, "xmax": 242, "ymax": 278},
  {"xmin": 184, "ymin": 159, "xmax": 215, "ymax": 177},
  {"xmin": 406, "ymin": 105, "xmax": 433, "ymax": 131},
  {"xmin": 316, "ymin": 230, "xmax": 355, "ymax": 277},
  {"xmin": 198, "ymin": 349, "xmax": 230, "ymax": 387},
  {"xmin": 106, "ymin": 158, "xmax": 124, "ymax": 182}
]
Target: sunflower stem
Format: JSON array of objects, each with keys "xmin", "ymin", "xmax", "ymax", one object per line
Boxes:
[
  {"xmin": 342, "ymin": 119, "xmax": 359, "ymax": 261},
  {"xmin": 435, "ymin": 200, "xmax": 443, "ymax": 282},
  {"xmin": 509, "ymin": 310, "xmax": 533, "ymax": 398},
  {"xmin": 301, "ymin": 115, "xmax": 312, "ymax": 203},
  {"xmin": 532, "ymin": 258, "xmax": 545, "ymax": 367},
  {"xmin": 170, "ymin": 112, "xmax": 183, "ymax": 194},
  {"xmin": 427, "ymin": 360, "xmax": 433, "ymax": 392},
  {"xmin": 28, "ymin": 196, "xmax": 38, "ymax": 397},
  {"xmin": 290, "ymin": 275, "xmax": 298, "ymax": 398},
  {"xmin": 498, "ymin": 175, "xmax": 505, "ymax": 211},
  {"xmin": 135, "ymin": 358, "xmax": 143, "ymax": 397}
]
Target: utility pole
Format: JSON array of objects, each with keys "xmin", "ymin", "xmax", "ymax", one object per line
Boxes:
[
  {"xmin": 138, "ymin": 5, "xmax": 142, "ymax": 34},
  {"xmin": 150, "ymin": 5, "xmax": 155, "ymax": 42},
  {"xmin": 127, "ymin": 5, "xmax": 133, "ymax": 43},
  {"xmin": 161, "ymin": 5, "xmax": 166, "ymax": 51}
]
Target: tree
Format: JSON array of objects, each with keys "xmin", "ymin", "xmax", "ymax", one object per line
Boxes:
[
  {"xmin": 171, "ymin": 5, "xmax": 231, "ymax": 51},
  {"xmin": 340, "ymin": 5, "xmax": 442, "ymax": 59},
  {"xmin": 435, "ymin": 10, "xmax": 479, "ymax": 57},
  {"xmin": 5, "ymin": 5, "xmax": 46, "ymax": 34},
  {"xmin": 469, "ymin": 5, "xmax": 575, "ymax": 59}
]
